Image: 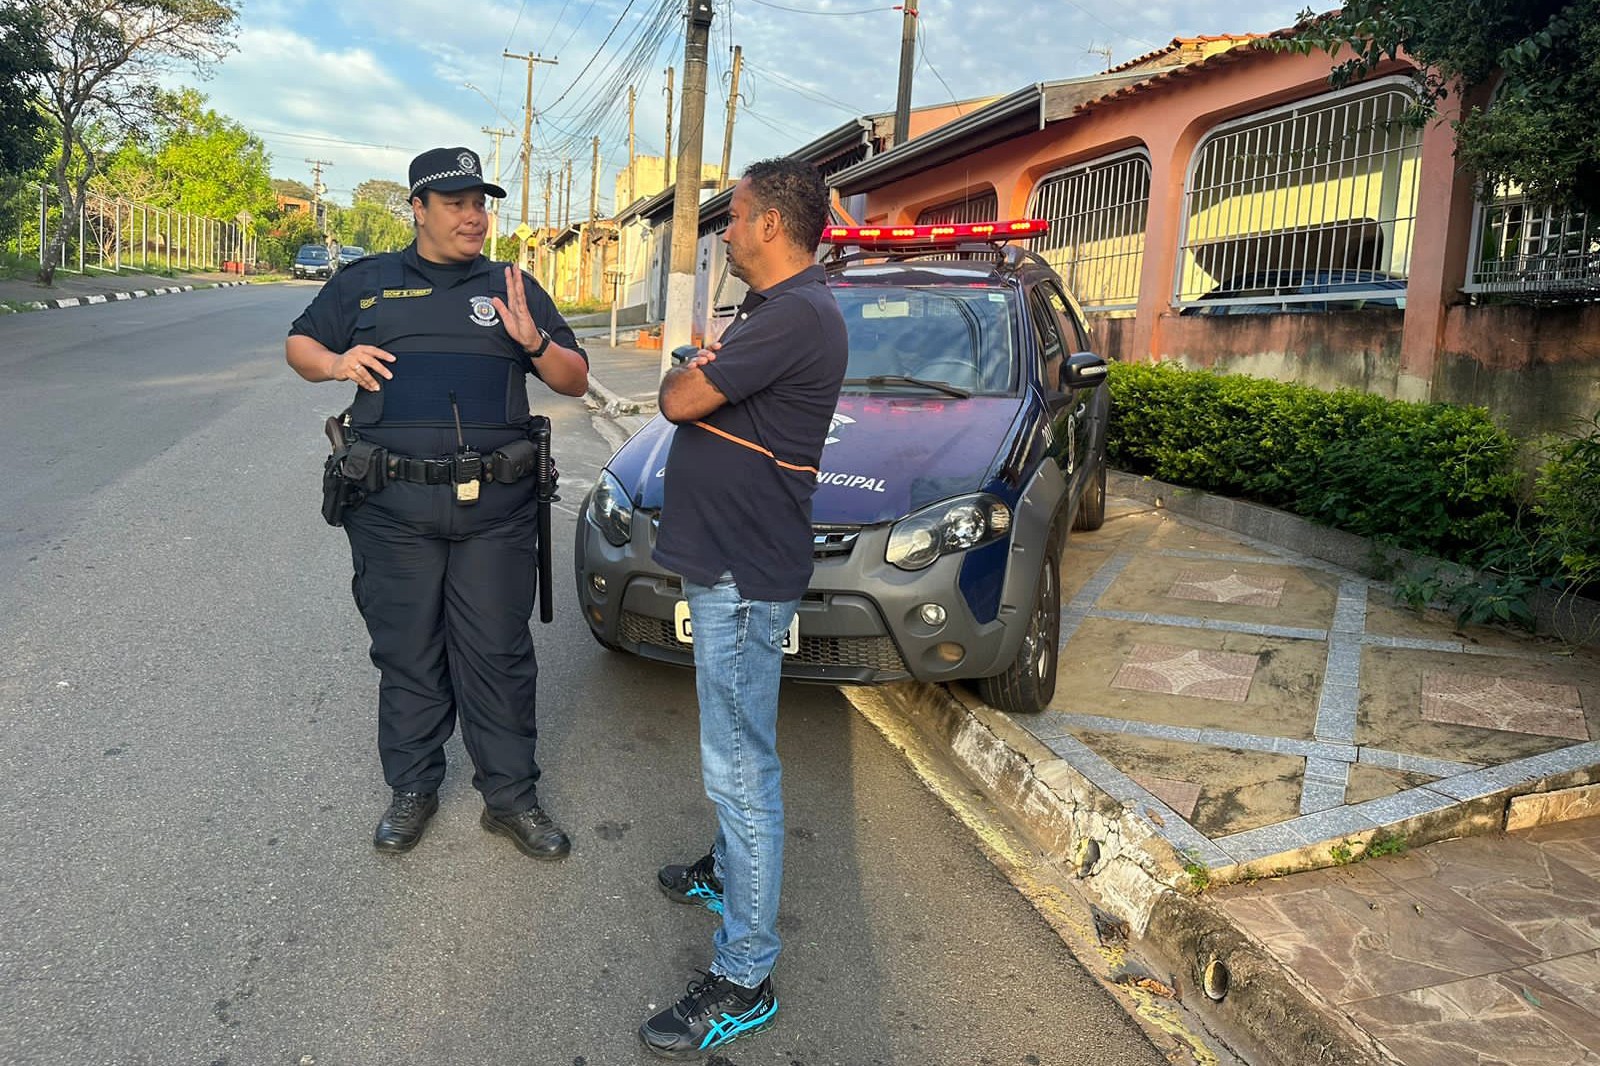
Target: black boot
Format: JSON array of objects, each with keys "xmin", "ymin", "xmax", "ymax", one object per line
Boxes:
[
  {"xmin": 373, "ymin": 790, "xmax": 439, "ymax": 853},
  {"xmin": 480, "ymin": 805, "xmax": 572, "ymax": 861}
]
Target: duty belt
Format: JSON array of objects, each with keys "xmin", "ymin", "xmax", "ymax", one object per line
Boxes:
[{"xmin": 385, "ymin": 452, "xmax": 528, "ymax": 485}]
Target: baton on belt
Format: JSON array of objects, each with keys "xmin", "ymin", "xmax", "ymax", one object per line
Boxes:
[{"xmin": 532, "ymin": 416, "xmax": 556, "ymax": 624}]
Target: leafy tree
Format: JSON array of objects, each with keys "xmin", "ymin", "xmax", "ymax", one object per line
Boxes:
[
  {"xmin": 94, "ymin": 89, "xmax": 271, "ymax": 220},
  {"xmin": 1280, "ymin": 1, "xmax": 1600, "ymax": 211},
  {"xmin": 352, "ymin": 178, "xmax": 410, "ymax": 218},
  {"xmin": 24, "ymin": 0, "xmax": 238, "ymax": 284},
  {"xmin": 0, "ymin": 3, "xmax": 54, "ymax": 177},
  {"xmin": 328, "ymin": 199, "xmax": 411, "ymax": 253}
]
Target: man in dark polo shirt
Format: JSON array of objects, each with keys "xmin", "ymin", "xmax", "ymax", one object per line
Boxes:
[{"xmin": 638, "ymin": 157, "xmax": 847, "ymax": 1059}]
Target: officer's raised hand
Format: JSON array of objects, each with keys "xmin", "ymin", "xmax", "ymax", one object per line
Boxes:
[
  {"xmin": 331, "ymin": 344, "xmax": 396, "ymax": 392},
  {"xmin": 491, "ymin": 265, "xmax": 589, "ymax": 397}
]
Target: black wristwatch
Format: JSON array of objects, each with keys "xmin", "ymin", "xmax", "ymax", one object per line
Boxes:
[{"xmin": 527, "ymin": 328, "xmax": 552, "ymax": 359}]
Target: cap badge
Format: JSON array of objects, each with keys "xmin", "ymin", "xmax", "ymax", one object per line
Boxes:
[{"xmin": 457, "ymin": 151, "xmax": 477, "ymax": 173}]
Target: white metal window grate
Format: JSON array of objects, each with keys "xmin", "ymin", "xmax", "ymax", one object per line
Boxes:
[
  {"xmin": 1466, "ymin": 193, "xmax": 1600, "ymax": 299},
  {"xmin": 916, "ymin": 193, "xmax": 999, "ymax": 227},
  {"xmin": 1029, "ymin": 151, "xmax": 1150, "ymax": 313},
  {"xmin": 1176, "ymin": 79, "xmax": 1422, "ymax": 310}
]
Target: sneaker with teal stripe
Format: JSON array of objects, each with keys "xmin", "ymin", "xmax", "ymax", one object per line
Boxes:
[
  {"xmin": 639, "ymin": 972, "xmax": 778, "ymax": 1060},
  {"xmin": 657, "ymin": 851, "xmax": 723, "ymax": 914}
]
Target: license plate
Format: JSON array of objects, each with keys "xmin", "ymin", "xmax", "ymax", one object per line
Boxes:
[{"xmin": 674, "ymin": 600, "xmax": 800, "ymax": 655}]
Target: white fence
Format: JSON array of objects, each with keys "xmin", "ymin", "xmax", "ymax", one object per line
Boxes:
[
  {"xmin": 3, "ymin": 183, "xmax": 254, "ymax": 275},
  {"xmin": 1029, "ymin": 150, "xmax": 1150, "ymax": 313},
  {"xmin": 1175, "ymin": 78, "xmax": 1423, "ymax": 310}
]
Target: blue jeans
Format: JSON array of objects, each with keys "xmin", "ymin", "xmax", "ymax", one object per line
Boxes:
[{"xmin": 684, "ymin": 574, "xmax": 797, "ymax": 987}]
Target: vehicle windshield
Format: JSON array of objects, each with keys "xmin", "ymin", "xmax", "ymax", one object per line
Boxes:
[
  {"xmin": 340, "ymin": 246, "xmax": 364, "ymax": 258},
  {"xmin": 832, "ymin": 285, "xmax": 1018, "ymax": 395},
  {"xmin": 297, "ymin": 246, "xmax": 328, "ymax": 261}
]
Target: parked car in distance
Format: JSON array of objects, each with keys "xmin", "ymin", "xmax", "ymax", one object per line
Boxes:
[
  {"xmin": 1182, "ymin": 268, "xmax": 1407, "ymax": 314},
  {"xmin": 291, "ymin": 244, "xmax": 334, "ymax": 280},
  {"xmin": 574, "ymin": 219, "xmax": 1112, "ymax": 715},
  {"xmin": 337, "ymin": 245, "xmax": 366, "ymax": 267}
]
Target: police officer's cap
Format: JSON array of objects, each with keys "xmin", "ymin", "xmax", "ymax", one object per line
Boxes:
[{"xmin": 408, "ymin": 146, "xmax": 507, "ymax": 200}]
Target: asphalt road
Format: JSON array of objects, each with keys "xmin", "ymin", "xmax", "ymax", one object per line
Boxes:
[{"xmin": 0, "ymin": 283, "xmax": 1166, "ymax": 1066}]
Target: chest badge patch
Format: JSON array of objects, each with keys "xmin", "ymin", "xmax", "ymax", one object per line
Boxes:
[{"xmin": 469, "ymin": 295, "xmax": 500, "ymax": 327}]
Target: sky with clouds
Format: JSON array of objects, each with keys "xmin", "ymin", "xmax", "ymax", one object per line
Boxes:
[{"xmin": 190, "ymin": 0, "xmax": 1313, "ymax": 212}]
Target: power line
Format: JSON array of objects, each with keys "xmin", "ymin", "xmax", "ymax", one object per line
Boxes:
[
  {"xmin": 743, "ymin": 0, "xmax": 894, "ymax": 13},
  {"xmin": 741, "ymin": 58, "xmax": 861, "ymax": 115}
]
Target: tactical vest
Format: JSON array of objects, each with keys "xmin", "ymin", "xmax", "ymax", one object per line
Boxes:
[{"xmin": 347, "ymin": 253, "xmax": 531, "ymax": 431}]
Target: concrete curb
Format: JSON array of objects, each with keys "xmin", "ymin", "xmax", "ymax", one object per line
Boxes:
[
  {"xmin": 867, "ymin": 678, "xmax": 1400, "ymax": 1066},
  {"xmin": 4, "ymin": 279, "xmax": 248, "ymax": 313},
  {"xmin": 584, "ymin": 375, "xmax": 654, "ymax": 436}
]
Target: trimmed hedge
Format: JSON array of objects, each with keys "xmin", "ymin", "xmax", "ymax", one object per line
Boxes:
[{"xmin": 1106, "ymin": 362, "xmax": 1524, "ymax": 566}]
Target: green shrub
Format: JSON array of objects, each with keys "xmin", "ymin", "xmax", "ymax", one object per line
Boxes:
[
  {"xmin": 1107, "ymin": 362, "xmax": 1522, "ymax": 566},
  {"xmin": 1533, "ymin": 411, "xmax": 1600, "ymax": 594}
]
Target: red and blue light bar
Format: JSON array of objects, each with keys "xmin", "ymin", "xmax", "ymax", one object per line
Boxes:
[{"xmin": 822, "ymin": 219, "xmax": 1050, "ymax": 247}]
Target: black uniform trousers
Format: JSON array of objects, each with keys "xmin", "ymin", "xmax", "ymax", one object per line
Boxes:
[{"xmin": 344, "ymin": 474, "xmax": 542, "ymax": 815}]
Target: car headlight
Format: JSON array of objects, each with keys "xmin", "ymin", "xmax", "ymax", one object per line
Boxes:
[
  {"xmin": 885, "ymin": 493, "xmax": 1012, "ymax": 571},
  {"xmin": 589, "ymin": 469, "xmax": 634, "ymax": 547}
]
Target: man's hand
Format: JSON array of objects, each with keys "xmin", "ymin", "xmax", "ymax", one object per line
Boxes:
[
  {"xmin": 682, "ymin": 341, "xmax": 720, "ymax": 369},
  {"xmin": 659, "ymin": 341, "xmax": 730, "ymax": 423},
  {"xmin": 331, "ymin": 344, "xmax": 396, "ymax": 391},
  {"xmin": 492, "ymin": 265, "xmax": 543, "ymax": 352}
]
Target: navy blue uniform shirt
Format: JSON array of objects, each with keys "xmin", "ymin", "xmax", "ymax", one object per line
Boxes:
[
  {"xmin": 288, "ymin": 243, "xmax": 584, "ymax": 458},
  {"xmin": 653, "ymin": 264, "xmax": 848, "ymax": 602}
]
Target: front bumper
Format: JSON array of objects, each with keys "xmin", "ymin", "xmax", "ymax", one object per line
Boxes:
[{"xmin": 574, "ymin": 495, "xmax": 1031, "ymax": 687}]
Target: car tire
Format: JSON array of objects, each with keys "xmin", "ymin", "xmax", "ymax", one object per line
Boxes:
[
  {"xmin": 977, "ymin": 526, "xmax": 1061, "ymax": 715},
  {"xmin": 1073, "ymin": 455, "xmax": 1106, "ymax": 531}
]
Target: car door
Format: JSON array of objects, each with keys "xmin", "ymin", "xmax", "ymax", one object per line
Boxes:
[
  {"xmin": 1035, "ymin": 281, "xmax": 1100, "ymax": 489},
  {"xmin": 1026, "ymin": 284, "xmax": 1076, "ymax": 479}
]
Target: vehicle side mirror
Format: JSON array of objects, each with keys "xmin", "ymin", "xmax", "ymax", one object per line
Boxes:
[
  {"xmin": 670, "ymin": 344, "xmax": 700, "ymax": 366},
  {"xmin": 1061, "ymin": 351, "xmax": 1109, "ymax": 390}
]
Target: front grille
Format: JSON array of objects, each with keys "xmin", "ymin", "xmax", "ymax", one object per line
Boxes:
[
  {"xmin": 619, "ymin": 610, "xmax": 906, "ymax": 673},
  {"xmin": 813, "ymin": 525, "xmax": 860, "ymax": 560}
]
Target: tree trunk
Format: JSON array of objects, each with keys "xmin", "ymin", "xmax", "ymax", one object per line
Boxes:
[{"xmin": 38, "ymin": 131, "xmax": 91, "ymax": 287}]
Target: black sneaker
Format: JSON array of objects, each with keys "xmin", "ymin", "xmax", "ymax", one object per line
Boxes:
[
  {"xmin": 638, "ymin": 972, "xmax": 778, "ymax": 1059},
  {"xmin": 657, "ymin": 851, "xmax": 723, "ymax": 914}
]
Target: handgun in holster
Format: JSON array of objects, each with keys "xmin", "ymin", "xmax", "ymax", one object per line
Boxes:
[{"xmin": 320, "ymin": 410, "xmax": 387, "ymax": 527}]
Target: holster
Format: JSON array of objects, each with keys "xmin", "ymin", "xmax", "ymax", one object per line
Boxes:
[{"xmin": 319, "ymin": 412, "xmax": 387, "ymax": 527}]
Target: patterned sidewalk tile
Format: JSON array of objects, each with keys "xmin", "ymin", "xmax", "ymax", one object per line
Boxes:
[
  {"xmin": 1167, "ymin": 568, "xmax": 1287, "ymax": 607},
  {"xmin": 1111, "ymin": 642, "xmax": 1260, "ymax": 702},
  {"xmin": 1131, "ymin": 774, "xmax": 1203, "ymax": 819},
  {"xmin": 1421, "ymin": 673, "xmax": 1589, "ymax": 741}
]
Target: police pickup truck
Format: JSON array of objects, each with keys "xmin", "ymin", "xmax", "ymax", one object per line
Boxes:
[{"xmin": 574, "ymin": 220, "xmax": 1110, "ymax": 715}]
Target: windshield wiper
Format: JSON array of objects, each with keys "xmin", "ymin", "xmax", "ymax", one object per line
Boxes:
[{"xmin": 840, "ymin": 375, "xmax": 971, "ymax": 399}]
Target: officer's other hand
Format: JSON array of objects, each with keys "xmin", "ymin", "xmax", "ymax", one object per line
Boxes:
[
  {"xmin": 332, "ymin": 345, "xmax": 396, "ymax": 391},
  {"xmin": 492, "ymin": 265, "xmax": 542, "ymax": 351}
]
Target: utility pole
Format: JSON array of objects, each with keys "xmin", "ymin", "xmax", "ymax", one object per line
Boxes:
[
  {"xmin": 587, "ymin": 135, "xmax": 601, "ymax": 303},
  {"xmin": 564, "ymin": 160, "xmax": 573, "ymax": 228},
  {"xmin": 663, "ymin": 66, "xmax": 675, "ymax": 189},
  {"xmin": 543, "ymin": 171, "xmax": 552, "ymax": 231},
  {"xmin": 502, "ymin": 50, "xmax": 558, "ymax": 236},
  {"xmin": 589, "ymin": 135, "xmax": 601, "ymax": 222},
  {"xmin": 305, "ymin": 158, "xmax": 333, "ymax": 238},
  {"xmin": 892, "ymin": 0, "xmax": 919, "ymax": 147},
  {"xmin": 719, "ymin": 45, "xmax": 743, "ymax": 192},
  {"xmin": 626, "ymin": 85, "xmax": 637, "ymax": 208},
  {"xmin": 662, "ymin": 0, "xmax": 714, "ymax": 367},
  {"xmin": 481, "ymin": 126, "xmax": 514, "ymax": 259}
]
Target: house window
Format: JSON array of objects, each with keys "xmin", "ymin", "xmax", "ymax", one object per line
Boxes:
[
  {"xmin": 916, "ymin": 192, "xmax": 999, "ymax": 226},
  {"xmin": 1029, "ymin": 150, "xmax": 1150, "ymax": 313},
  {"xmin": 1176, "ymin": 78, "xmax": 1423, "ymax": 312},
  {"xmin": 1464, "ymin": 83, "xmax": 1598, "ymax": 299}
]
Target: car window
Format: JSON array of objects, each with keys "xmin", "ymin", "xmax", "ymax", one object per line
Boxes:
[
  {"xmin": 1036, "ymin": 282, "xmax": 1089, "ymax": 352},
  {"xmin": 832, "ymin": 285, "xmax": 1018, "ymax": 394},
  {"xmin": 1027, "ymin": 288, "xmax": 1066, "ymax": 392}
]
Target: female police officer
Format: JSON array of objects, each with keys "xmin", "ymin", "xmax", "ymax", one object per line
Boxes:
[{"xmin": 286, "ymin": 146, "xmax": 587, "ymax": 860}]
